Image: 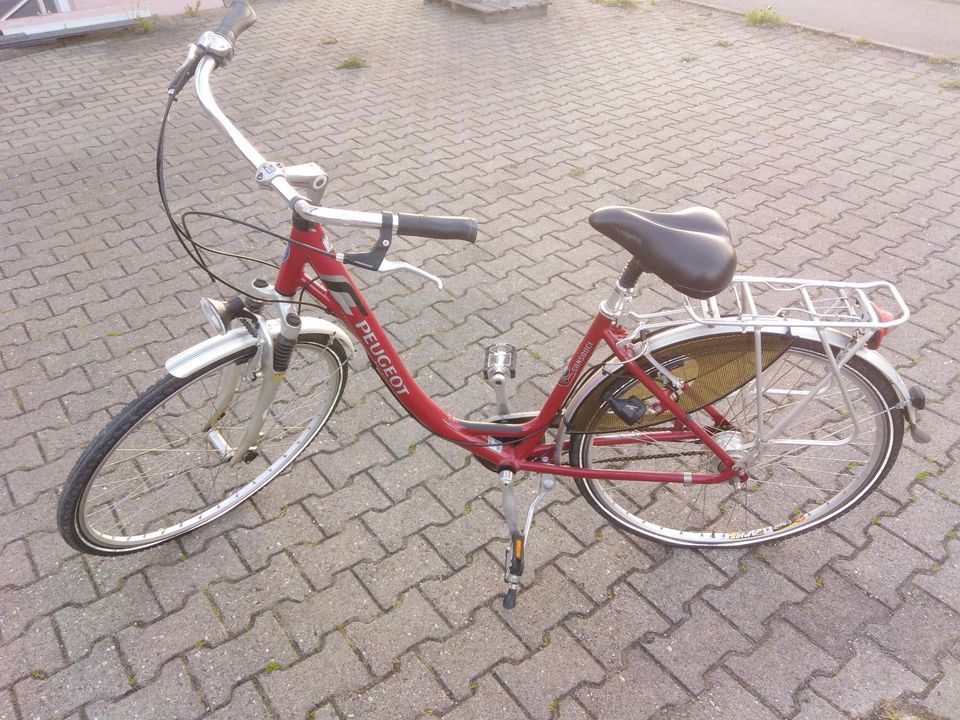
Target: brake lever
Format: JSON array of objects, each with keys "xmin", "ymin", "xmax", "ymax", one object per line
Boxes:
[
  {"xmin": 378, "ymin": 259, "xmax": 443, "ymax": 290},
  {"xmin": 168, "ymin": 43, "xmax": 203, "ymax": 97}
]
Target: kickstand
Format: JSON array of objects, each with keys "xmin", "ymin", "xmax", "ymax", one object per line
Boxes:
[{"xmin": 498, "ymin": 469, "xmax": 556, "ymax": 609}]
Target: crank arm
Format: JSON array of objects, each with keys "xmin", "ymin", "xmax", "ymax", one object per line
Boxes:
[{"xmin": 377, "ymin": 259, "xmax": 443, "ymax": 290}]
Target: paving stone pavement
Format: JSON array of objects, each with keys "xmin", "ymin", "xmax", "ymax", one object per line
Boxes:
[{"xmin": 1, "ymin": 0, "xmax": 960, "ymax": 718}]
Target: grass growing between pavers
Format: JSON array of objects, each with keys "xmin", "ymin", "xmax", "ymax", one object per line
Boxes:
[
  {"xmin": 745, "ymin": 5, "xmax": 786, "ymax": 27},
  {"xmin": 337, "ymin": 55, "xmax": 368, "ymax": 70}
]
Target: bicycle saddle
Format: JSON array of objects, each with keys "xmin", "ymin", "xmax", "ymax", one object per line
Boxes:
[{"xmin": 589, "ymin": 206, "xmax": 737, "ymax": 299}]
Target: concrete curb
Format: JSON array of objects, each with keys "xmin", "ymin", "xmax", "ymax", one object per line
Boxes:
[{"xmin": 677, "ymin": 0, "xmax": 960, "ymax": 65}]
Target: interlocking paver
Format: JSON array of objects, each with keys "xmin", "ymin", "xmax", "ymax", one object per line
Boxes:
[
  {"xmin": 0, "ymin": 690, "xmax": 14, "ymax": 720},
  {"xmin": 335, "ymin": 654, "xmax": 453, "ymax": 720},
  {"xmin": 0, "ymin": 558, "xmax": 96, "ymax": 642},
  {"xmin": 865, "ymin": 586, "xmax": 960, "ymax": 679},
  {"xmin": 790, "ymin": 690, "xmax": 848, "ymax": 720},
  {"xmin": 84, "ymin": 659, "xmax": 203, "ymax": 720},
  {"xmin": 353, "ymin": 535, "xmax": 450, "ymax": 608},
  {"xmin": 726, "ymin": 620, "xmax": 838, "ymax": 716},
  {"xmin": 555, "ymin": 531, "xmax": 653, "ymax": 603},
  {"xmin": 438, "ymin": 677, "xmax": 525, "ymax": 720},
  {"xmin": 203, "ymin": 682, "xmax": 273, "ymax": 720},
  {"xmin": 3, "ymin": 0, "xmax": 960, "ymax": 717},
  {"xmin": 782, "ymin": 568, "xmax": 889, "ymax": 660},
  {"xmin": 420, "ymin": 606, "xmax": 527, "ymax": 699},
  {"xmin": 363, "ymin": 485, "xmax": 451, "ymax": 552},
  {"xmin": 55, "ymin": 573, "xmax": 161, "ymax": 662},
  {"xmin": 0, "ymin": 540, "xmax": 34, "ymax": 589},
  {"xmin": 498, "ymin": 627, "xmax": 605, "ymax": 720},
  {"xmin": 207, "ymin": 552, "xmax": 311, "ymax": 633},
  {"xmin": 229, "ymin": 502, "xmax": 325, "ymax": 571},
  {"xmin": 346, "ymin": 588, "xmax": 449, "ymax": 676},
  {"xmin": 645, "ymin": 600, "xmax": 753, "ymax": 695},
  {"xmin": 497, "ymin": 565, "xmax": 594, "ymax": 650},
  {"xmin": 302, "ymin": 473, "xmax": 392, "ymax": 534},
  {"xmin": 833, "ymin": 526, "xmax": 928, "ymax": 607},
  {"xmin": 290, "ymin": 518, "xmax": 385, "ymax": 590},
  {"xmin": 566, "ymin": 582, "xmax": 669, "ymax": 672},
  {"xmin": 276, "ymin": 570, "xmax": 378, "ymax": 654},
  {"xmin": 925, "ymin": 654, "xmax": 960, "ymax": 719},
  {"xmin": 660, "ymin": 669, "xmax": 779, "ymax": 720},
  {"xmin": 142, "ymin": 535, "xmax": 248, "ymax": 612},
  {"xmin": 187, "ymin": 612, "xmax": 297, "ymax": 708},
  {"xmin": 0, "ymin": 616, "xmax": 65, "ymax": 689},
  {"xmin": 701, "ymin": 556, "xmax": 807, "ymax": 639},
  {"xmin": 810, "ymin": 638, "xmax": 926, "ymax": 716},
  {"xmin": 258, "ymin": 632, "xmax": 371, "ymax": 719},
  {"xmin": 628, "ymin": 549, "xmax": 727, "ymax": 623},
  {"xmin": 12, "ymin": 640, "xmax": 128, "ymax": 720},
  {"xmin": 117, "ymin": 590, "xmax": 229, "ymax": 684},
  {"xmin": 879, "ymin": 485, "xmax": 960, "ymax": 560},
  {"xmin": 575, "ymin": 645, "xmax": 687, "ymax": 720},
  {"xmin": 420, "ymin": 549, "xmax": 504, "ymax": 629}
]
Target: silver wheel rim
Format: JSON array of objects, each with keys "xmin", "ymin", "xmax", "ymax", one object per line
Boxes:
[
  {"xmin": 76, "ymin": 342, "xmax": 344, "ymax": 550},
  {"xmin": 578, "ymin": 346, "xmax": 893, "ymax": 546}
]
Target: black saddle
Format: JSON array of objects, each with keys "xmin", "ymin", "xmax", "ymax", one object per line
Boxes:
[{"xmin": 589, "ymin": 206, "xmax": 737, "ymax": 299}]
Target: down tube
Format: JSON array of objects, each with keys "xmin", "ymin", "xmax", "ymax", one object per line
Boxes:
[{"xmin": 298, "ymin": 248, "xmax": 479, "ymax": 446}]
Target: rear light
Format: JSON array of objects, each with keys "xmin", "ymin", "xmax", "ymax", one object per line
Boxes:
[{"xmin": 866, "ymin": 304, "xmax": 895, "ymax": 349}]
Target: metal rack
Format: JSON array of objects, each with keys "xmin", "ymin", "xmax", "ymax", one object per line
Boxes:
[
  {"xmin": 619, "ymin": 275, "xmax": 912, "ymax": 454},
  {"xmin": 682, "ymin": 276, "xmax": 910, "ymax": 330},
  {"xmin": 624, "ymin": 275, "xmax": 910, "ymax": 339}
]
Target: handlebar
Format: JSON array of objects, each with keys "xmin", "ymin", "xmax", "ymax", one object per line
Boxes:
[
  {"xmin": 183, "ymin": 3, "xmax": 479, "ymax": 245},
  {"xmin": 397, "ymin": 213, "xmax": 478, "ymax": 242},
  {"xmin": 215, "ymin": 1, "xmax": 256, "ymax": 46}
]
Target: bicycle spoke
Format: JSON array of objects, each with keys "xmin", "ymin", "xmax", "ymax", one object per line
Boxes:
[
  {"xmin": 76, "ymin": 340, "xmax": 345, "ymax": 548},
  {"xmin": 574, "ymin": 339, "xmax": 896, "ymax": 546}
]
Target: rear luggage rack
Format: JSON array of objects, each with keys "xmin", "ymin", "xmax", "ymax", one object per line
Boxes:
[
  {"xmin": 622, "ymin": 275, "xmax": 910, "ymax": 339},
  {"xmin": 683, "ymin": 276, "xmax": 910, "ymax": 330}
]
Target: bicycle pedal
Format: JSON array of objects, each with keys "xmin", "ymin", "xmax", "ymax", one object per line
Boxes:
[{"xmin": 483, "ymin": 344, "xmax": 517, "ymax": 382}]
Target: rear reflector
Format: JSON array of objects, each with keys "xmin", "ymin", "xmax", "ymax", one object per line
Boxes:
[{"xmin": 866, "ymin": 304, "xmax": 895, "ymax": 349}]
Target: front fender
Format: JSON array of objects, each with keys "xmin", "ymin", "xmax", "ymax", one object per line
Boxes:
[{"xmin": 164, "ymin": 317, "xmax": 354, "ymax": 378}]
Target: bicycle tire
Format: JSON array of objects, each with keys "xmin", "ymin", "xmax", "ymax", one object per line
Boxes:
[
  {"xmin": 57, "ymin": 332, "xmax": 348, "ymax": 555},
  {"xmin": 568, "ymin": 335, "xmax": 903, "ymax": 547}
]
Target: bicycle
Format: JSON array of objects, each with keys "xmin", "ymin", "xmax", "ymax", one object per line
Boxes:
[{"xmin": 56, "ymin": 2, "xmax": 931, "ymax": 608}]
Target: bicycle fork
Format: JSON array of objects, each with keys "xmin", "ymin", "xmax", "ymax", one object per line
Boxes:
[
  {"xmin": 498, "ymin": 468, "xmax": 556, "ymax": 609},
  {"xmin": 203, "ymin": 291, "xmax": 303, "ymax": 464}
]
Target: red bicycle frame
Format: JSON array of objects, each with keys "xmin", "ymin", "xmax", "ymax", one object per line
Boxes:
[{"xmin": 276, "ymin": 222, "xmax": 740, "ymax": 486}]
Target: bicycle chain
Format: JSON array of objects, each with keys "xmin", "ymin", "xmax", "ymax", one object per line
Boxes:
[{"xmin": 597, "ymin": 450, "xmax": 707, "ymax": 463}]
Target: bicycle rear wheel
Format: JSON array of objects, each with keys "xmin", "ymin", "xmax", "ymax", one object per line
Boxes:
[
  {"xmin": 57, "ymin": 332, "xmax": 348, "ymax": 555},
  {"xmin": 568, "ymin": 335, "xmax": 903, "ymax": 547}
]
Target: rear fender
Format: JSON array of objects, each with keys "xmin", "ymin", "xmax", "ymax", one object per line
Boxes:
[{"xmin": 556, "ymin": 323, "xmax": 916, "ymax": 462}]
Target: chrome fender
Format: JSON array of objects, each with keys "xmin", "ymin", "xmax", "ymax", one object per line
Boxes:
[
  {"xmin": 164, "ymin": 317, "xmax": 354, "ymax": 378},
  {"xmin": 636, "ymin": 324, "xmax": 913, "ymax": 407},
  {"xmin": 557, "ymin": 323, "xmax": 915, "ymax": 462}
]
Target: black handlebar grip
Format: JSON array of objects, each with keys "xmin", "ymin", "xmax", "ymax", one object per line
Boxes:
[
  {"xmin": 216, "ymin": 1, "xmax": 257, "ymax": 45},
  {"xmin": 396, "ymin": 213, "xmax": 479, "ymax": 243}
]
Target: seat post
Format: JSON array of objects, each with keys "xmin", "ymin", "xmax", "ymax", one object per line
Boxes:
[
  {"xmin": 618, "ymin": 257, "xmax": 643, "ymax": 290},
  {"xmin": 600, "ymin": 257, "xmax": 642, "ymax": 319}
]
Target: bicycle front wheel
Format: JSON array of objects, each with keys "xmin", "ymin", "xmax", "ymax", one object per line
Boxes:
[
  {"xmin": 57, "ymin": 332, "xmax": 348, "ymax": 555},
  {"xmin": 568, "ymin": 335, "xmax": 903, "ymax": 547}
]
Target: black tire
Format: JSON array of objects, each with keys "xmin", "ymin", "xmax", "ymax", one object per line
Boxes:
[
  {"xmin": 568, "ymin": 335, "xmax": 903, "ymax": 547},
  {"xmin": 58, "ymin": 333, "xmax": 348, "ymax": 555}
]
